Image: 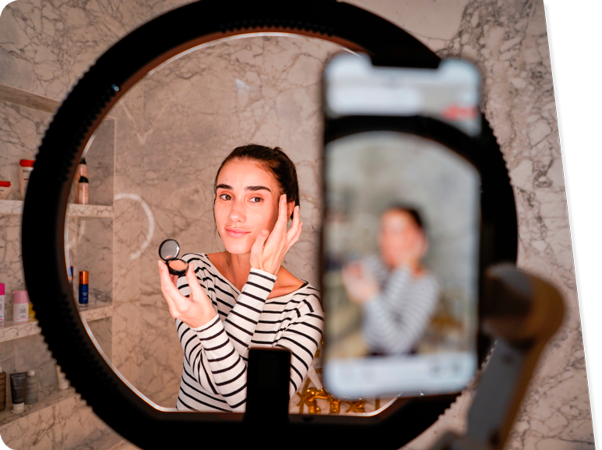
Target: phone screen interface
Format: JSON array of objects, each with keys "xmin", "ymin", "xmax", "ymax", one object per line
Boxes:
[{"xmin": 322, "ymin": 131, "xmax": 480, "ymax": 399}]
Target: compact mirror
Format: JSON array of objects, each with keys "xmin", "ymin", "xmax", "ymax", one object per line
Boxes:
[{"xmin": 159, "ymin": 239, "xmax": 189, "ymax": 276}]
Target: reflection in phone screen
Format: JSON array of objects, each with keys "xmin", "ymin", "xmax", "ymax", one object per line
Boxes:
[{"xmin": 323, "ymin": 131, "xmax": 480, "ymax": 398}]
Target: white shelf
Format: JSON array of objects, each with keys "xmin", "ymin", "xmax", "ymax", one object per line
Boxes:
[
  {"xmin": 0, "ymin": 302, "xmax": 112, "ymax": 344},
  {"xmin": 0, "ymin": 200, "xmax": 113, "ymax": 218}
]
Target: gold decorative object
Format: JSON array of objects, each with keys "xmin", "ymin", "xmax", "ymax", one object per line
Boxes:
[{"xmin": 345, "ymin": 400, "xmax": 366, "ymax": 413}]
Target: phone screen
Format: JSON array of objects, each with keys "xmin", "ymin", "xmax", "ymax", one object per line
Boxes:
[{"xmin": 322, "ymin": 55, "xmax": 481, "ymax": 399}]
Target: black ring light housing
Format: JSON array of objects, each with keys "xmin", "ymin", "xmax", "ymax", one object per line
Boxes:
[{"xmin": 21, "ymin": 0, "xmax": 517, "ymax": 448}]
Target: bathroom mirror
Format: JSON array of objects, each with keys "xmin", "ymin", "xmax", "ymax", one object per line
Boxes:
[{"xmin": 23, "ymin": 1, "xmax": 517, "ymax": 448}]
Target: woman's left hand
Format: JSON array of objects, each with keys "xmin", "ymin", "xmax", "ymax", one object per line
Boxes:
[{"xmin": 250, "ymin": 194, "xmax": 303, "ymax": 275}]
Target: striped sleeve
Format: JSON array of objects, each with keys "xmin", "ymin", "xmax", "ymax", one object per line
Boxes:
[
  {"xmin": 184, "ymin": 269, "xmax": 276, "ymax": 411},
  {"xmin": 273, "ymin": 292, "xmax": 324, "ymax": 396},
  {"xmin": 362, "ymin": 266, "xmax": 439, "ymax": 354}
]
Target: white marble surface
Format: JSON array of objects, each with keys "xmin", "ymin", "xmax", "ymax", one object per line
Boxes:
[
  {"xmin": 0, "ymin": 319, "xmax": 40, "ymax": 343},
  {"xmin": 0, "ymin": 0, "xmax": 592, "ymax": 449}
]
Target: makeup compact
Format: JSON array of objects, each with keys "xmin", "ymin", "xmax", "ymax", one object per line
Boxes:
[{"xmin": 159, "ymin": 239, "xmax": 189, "ymax": 276}]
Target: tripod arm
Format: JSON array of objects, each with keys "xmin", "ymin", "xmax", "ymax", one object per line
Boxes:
[{"xmin": 430, "ymin": 264, "xmax": 565, "ymax": 450}]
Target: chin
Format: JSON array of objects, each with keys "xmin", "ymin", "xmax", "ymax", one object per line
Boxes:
[{"xmin": 222, "ymin": 238, "xmax": 253, "ymax": 255}]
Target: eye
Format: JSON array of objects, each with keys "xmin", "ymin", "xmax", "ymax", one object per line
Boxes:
[
  {"xmin": 249, "ymin": 196, "xmax": 263, "ymax": 203},
  {"xmin": 219, "ymin": 193, "xmax": 232, "ymax": 201}
]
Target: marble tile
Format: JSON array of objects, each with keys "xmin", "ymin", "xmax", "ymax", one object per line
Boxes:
[
  {"xmin": 86, "ymin": 317, "xmax": 112, "ymax": 362},
  {"xmin": 0, "ymin": 100, "xmax": 51, "ymax": 201},
  {"xmin": 0, "ymin": 0, "xmax": 148, "ymax": 101}
]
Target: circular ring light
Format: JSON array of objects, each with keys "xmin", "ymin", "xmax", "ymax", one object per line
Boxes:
[{"xmin": 21, "ymin": 1, "xmax": 517, "ymax": 448}]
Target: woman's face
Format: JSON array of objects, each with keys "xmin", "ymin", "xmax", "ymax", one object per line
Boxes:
[
  {"xmin": 378, "ymin": 210, "xmax": 423, "ymax": 267},
  {"xmin": 214, "ymin": 159, "xmax": 287, "ymax": 255}
]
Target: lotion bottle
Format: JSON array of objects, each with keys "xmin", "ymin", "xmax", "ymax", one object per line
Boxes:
[{"xmin": 25, "ymin": 370, "xmax": 38, "ymax": 405}]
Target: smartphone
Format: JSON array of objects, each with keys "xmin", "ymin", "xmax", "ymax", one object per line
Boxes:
[{"xmin": 321, "ymin": 54, "xmax": 481, "ymax": 399}]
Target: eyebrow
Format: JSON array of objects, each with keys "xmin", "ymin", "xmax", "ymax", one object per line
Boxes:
[{"xmin": 216, "ymin": 184, "xmax": 271, "ymax": 192}]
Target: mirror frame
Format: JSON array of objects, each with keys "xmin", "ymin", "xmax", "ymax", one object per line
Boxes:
[{"xmin": 21, "ymin": 0, "xmax": 517, "ymax": 448}]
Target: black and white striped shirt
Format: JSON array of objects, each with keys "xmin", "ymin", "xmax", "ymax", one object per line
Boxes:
[
  {"xmin": 361, "ymin": 256, "xmax": 439, "ymax": 355},
  {"xmin": 175, "ymin": 253, "xmax": 324, "ymax": 412}
]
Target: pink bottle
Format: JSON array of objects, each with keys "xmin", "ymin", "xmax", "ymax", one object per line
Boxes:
[{"xmin": 12, "ymin": 291, "xmax": 29, "ymax": 323}]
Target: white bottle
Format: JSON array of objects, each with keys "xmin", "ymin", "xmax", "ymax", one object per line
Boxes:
[
  {"xmin": 0, "ymin": 283, "xmax": 4, "ymax": 322},
  {"xmin": 18, "ymin": 160, "xmax": 34, "ymax": 199}
]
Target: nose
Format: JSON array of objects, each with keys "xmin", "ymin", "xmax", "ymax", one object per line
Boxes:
[{"xmin": 228, "ymin": 198, "xmax": 246, "ymax": 223}]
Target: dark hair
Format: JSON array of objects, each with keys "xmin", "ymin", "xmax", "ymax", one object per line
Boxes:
[
  {"xmin": 214, "ymin": 144, "xmax": 300, "ymax": 219},
  {"xmin": 384, "ymin": 204, "xmax": 425, "ymax": 231}
]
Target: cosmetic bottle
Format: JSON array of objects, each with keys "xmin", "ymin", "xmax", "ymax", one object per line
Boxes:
[
  {"xmin": 0, "ymin": 283, "xmax": 5, "ymax": 323},
  {"xmin": 0, "ymin": 364, "xmax": 6, "ymax": 411},
  {"xmin": 75, "ymin": 158, "xmax": 88, "ymax": 203},
  {"xmin": 10, "ymin": 372, "xmax": 26, "ymax": 414},
  {"xmin": 79, "ymin": 271, "xmax": 89, "ymax": 307},
  {"xmin": 56, "ymin": 366, "xmax": 69, "ymax": 390},
  {"xmin": 28, "ymin": 302, "xmax": 35, "ymax": 321},
  {"xmin": 77, "ymin": 176, "xmax": 89, "ymax": 205},
  {"xmin": 0, "ymin": 181, "xmax": 10, "ymax": 200},
  {"xmin": 25, "ymin": 370, "xmax": 38, "ymax": 405},
  {"xmin": 12, "ymin": 291, "xmax": 29, "ymax": 322},
  {"xmin": 18, "ymin": 159, "xmax": 34, "ymax": 199}
]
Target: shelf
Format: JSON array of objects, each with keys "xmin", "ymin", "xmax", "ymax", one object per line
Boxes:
[
  {"xmin": 0, "ymin": 200, "xmax": 113, "ymax": 218},
  {"xmin": 0, "ymin": 385, "xmax": 76, "ymax": 427},
  {"xmin": 0, "ymin": 302, "xmax": 112, "ymax": 344}
]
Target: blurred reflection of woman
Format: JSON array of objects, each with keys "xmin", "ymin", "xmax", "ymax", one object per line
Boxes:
[
  {"xmin": 342, "ymin": 205, "xmax": 439, "ymax": 355},
  {"xmin": 158, "ymin": 145, "xmax": 324, "ymax": 412}
]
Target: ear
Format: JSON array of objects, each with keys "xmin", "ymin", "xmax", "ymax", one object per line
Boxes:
[{"xmin": 287, "ymin": 200, "xmax": 295, "ymax": 220}]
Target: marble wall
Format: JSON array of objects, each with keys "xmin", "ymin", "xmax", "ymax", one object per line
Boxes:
[{"xmin": 0, "ymin": 0, "xmax": 593, "ymax": 449}]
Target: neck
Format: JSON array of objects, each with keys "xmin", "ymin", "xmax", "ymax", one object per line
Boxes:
[{"xmin": 224, "ymin": 251, "xmax": 253, "ymax": 291}]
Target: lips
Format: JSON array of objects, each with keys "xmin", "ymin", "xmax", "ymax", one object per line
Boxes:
[{"xmin": 225, "ymin": 227, "xmax": 250, "ymax": 238}]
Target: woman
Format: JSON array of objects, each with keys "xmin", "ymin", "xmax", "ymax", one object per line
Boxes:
[
  {"xmin": 158, "ymin": 144, "xmax": 324, "ymax": 412},
  {"xmin": 342, "ymin": 205, "xmax": 439, "ymax": 355}
]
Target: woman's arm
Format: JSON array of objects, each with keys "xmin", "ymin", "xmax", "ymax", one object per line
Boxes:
[
  {"xmin": 178, "ymin": 270, "xmax": 323, "ymax": 409},
  {"xmin": 362, "ymin": 267, "xmax": 439, "ymax": 354},
  {"xmin": 179, "ymin": 268, "xmax": 276, "ymax": 411}
]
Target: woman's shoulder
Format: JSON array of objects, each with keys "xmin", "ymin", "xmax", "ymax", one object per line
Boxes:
[{"xmin": 287, "ymin": 282, "xmax": 323, "ymax": 317}]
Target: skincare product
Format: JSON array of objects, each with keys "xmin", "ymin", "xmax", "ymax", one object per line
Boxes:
[
  {"xmin": 158, "ymin": 239, "xmax": 189, "ymax": 276},
  {"xmin": 0, "ymin": 364, "xmax": 6, "ymax": 411},
  {"xmin": 79, "ymin": 271, "xmax": 89, "ymax": 307},
  {"xmin": 18, "ymin": 159, "xmax": 34, "ymax": 199},
  {"xmin": 10, "ymin": 372, "xmax": 26, "ymax": 414},
  {"xmin": 12, "ymin": 290, "xmax": 29, "ymax": 322},
  {"xmin": 25, "ymin": 370, "xmax": 38, "ymax": 405},
  {"xmin": 75, "ymin": 159, "xmax": 88, "ymax": 203},
  {"xmin": 0, "ymin": 283, "xmax": 4, "ymax": 323},
  {"xmin": 0, "ymin": 181, "xmax": 10, "ymax": 200},
  {"xmin": 28, "ymin": 302, "xmax": 35, "ymax": 321},
  {"xmin": 56, "ymin": 366, "xmax": 69, "ymax": 390},
  {"xmin": 77, "ymin": 176, "xmax": 89, "ymax": 205}
]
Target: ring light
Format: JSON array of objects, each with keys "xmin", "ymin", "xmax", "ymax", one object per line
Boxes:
[{"xmin": 21, "ymin": 1, "xmax": 517, "ymax": 448}]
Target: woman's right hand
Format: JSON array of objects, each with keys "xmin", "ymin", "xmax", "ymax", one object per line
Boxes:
[
  {"xmin": 249, "ymin": 194, "xmax": 303, "ymax": 275},
  {"xmin": 158, "ymin": 260, "xmax": 217, "ymax": 328}
]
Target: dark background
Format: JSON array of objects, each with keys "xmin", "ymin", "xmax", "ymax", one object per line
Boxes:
[{"xmin": 544, "ymin": 1, "xmax": 601, "ymax": 442}]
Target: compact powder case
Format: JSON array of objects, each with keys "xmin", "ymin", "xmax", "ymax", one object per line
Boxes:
[{"xmin": 158, "ymin": 239, "xmax": 189, "ymax": 276}]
